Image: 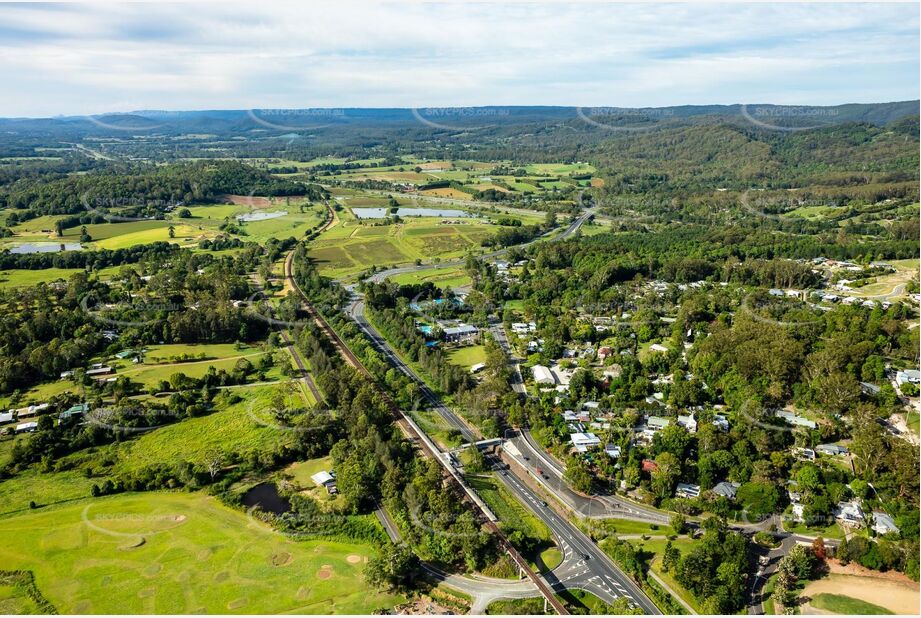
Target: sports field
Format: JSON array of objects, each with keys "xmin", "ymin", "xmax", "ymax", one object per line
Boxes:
[{"xmin": 0, "ymin": 492, "xmax": 404, "ymax": 614}]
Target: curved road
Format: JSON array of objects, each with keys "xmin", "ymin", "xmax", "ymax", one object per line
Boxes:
[{"xmin": 340, "ymin": 205, "xmax": 661, "ymax": 613}]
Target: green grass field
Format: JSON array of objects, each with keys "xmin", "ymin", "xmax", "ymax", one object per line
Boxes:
[
  {"xmin": 388, "ymin": 266, "xmax": 472, "ymax": 289},
  {"xmin": 0, "ymin": 491, "xmax": 403, "ymax": 613},
  {"xmin": 0, "ymin": 268, "xmax": 85, "ymax": 289},
  {"xmin": 0, "ymin": 468, "xmax": 98, "ymax": 516},
  {"xmin": 55, "ymin": 384, "xmax": 303, "ymax": 476},
  {"xmin": 809, "ymin": 593, "xmax": 893, "ymax": 615},
  {"xmin": 447, "ymin": 345, "xmax": 487, "ymax": 370}
]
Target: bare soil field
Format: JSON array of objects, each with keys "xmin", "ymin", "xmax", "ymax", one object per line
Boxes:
[{"xmin": 799, "ymin": 563, "xmax": 920, "ymax": 615}]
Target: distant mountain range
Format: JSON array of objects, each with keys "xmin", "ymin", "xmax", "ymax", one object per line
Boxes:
[{"xmin": 0, "ymin": 101, "xmax": 917, "ymax": 137}]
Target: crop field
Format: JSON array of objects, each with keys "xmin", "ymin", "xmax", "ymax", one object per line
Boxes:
[
  {"xmin": 0, "ymin": 492, "xmax": 403, "ymax": 614},
  {"xmin": 308, "ymin": 218, "xmax": 495, "ymax": 279}
]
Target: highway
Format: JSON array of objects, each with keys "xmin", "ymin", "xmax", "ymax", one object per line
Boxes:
[
  {"xmin": 346, "ymin": 289, "xmax": 659, "ymax": 612},
  {"xmin": 510, "ymin": 429, "xmax": 671, "ymax": 523},
  {"xmin": 339, "ymin": 205, "xmax": 661, "ymax": 612}
]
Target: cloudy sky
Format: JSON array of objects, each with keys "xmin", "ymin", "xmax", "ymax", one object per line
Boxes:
[{"xmin": 0, "ymin": 2, "xmax": 917, "ymax": 117}]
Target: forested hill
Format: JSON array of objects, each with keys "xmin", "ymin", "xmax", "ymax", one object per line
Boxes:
[{"xmin": 0, "ymin": 101, "xmax": 916, "ymax": 139}]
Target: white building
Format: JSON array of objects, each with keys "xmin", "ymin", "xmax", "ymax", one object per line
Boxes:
[
  {"xmin": 570, "ymin": 432, "xmax": 601, "ymax": 452},
  {"xmin": 532, "ymin": 365, "xmax": 555, "ymax": 385}
]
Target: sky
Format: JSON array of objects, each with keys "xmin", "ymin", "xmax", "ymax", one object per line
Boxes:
[{"xmin": 0, "ymin": 1, "xmax": 918, "ymax": 117}]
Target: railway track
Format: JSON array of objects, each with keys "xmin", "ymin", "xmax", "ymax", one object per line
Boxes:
[{"xmin": 283, "ymin": 248, "xmax": 568, "ymax": 615}]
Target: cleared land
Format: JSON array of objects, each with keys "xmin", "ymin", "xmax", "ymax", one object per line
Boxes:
[
  {"xmin": 0, "ymin": 492, "xmax": 403, "ymax": 614},
  {"xmin": 800, "ymin": 573, "xmax": 918, "ymax": 615}
]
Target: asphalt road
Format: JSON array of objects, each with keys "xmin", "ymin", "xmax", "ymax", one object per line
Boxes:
[
  {"xmin": 510, "ymin": 429, "xmax": 671, "ymax": 524},
  {"xmin": 489, "ymin": 455, "xmax": 661, "ymax": 614},
  {"xmin": 365, "ymin": 206, "xmax": 596, "ymax": 285},
  {"xmin": 345, "ymin": 292, "xmax": 660, "ymax": 613}
]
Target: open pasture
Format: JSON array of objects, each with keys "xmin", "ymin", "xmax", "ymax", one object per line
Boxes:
[{"xmin": 0, "ymin": 492, "xmax": 403, "ymax": 614}]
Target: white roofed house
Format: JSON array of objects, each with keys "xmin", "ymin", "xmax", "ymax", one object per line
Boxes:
[
  {"xmin": 532, "ymin": 365, "xmax": 555, "ymax": 385},
  {"xmin": 676, "ymin": 483, "xmax": 701, "ymax": 499},
  {"xmin": 872, "ymin": 512, "xmax": 900, "ymax": 536},
  {"xmin": 0, "ymin": 411, "xmax": 13, "ymax": 425},
  {"xmin": 834, "ymin": 500, "xmax": 865, "ymax": 527},
  {"xmin": 570, "ymin": 432, "xmax": 601, "ymax": 452},
  {"xmin": 310, "ymin": 470, "xmax": 338, "ymax": 494},
  {"xmin": 676, "ymin": 413, "xmax": 697, "ymax": 433},
  {"xmin": 15, "ymin": 422, "xmax": 38, "ymax": 433}
]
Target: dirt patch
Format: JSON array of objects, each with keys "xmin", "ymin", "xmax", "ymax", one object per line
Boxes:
[
  {"xmin": 346, "ymin": 554, "xmax": 362, "ymax": 564},
  {"xmin": 316, "ymin": 565, "xmax": 333, "ymax": 580},
  {"xmin": 119, "ymin": 537, "xmax": 145, "ymax": 550},
  {"xmin": 800, "ymin": 573, "xmax": 920, "ymax": 615},
  {"xmin": 142, "ymin": 563, "xmax": 162, "ymax": 577},
  {"xmin": 227, "ymin": 598, "xmax": 248, "ymax": 610},
  {"xmin": 137, "ymin": 587, "xmax": 155, "ymax": 599},
  {"xmin": 393, "ymin": 597, "xmax": 454, "ymax": 615},
  {"xmin": 173, "ymin": 515, "xmax": 187, "ymax": 522},
  {"xmin": 271, "ymin": 551, "xmax": 293, "ymax": 567},
  {"xmin": 214, "ymin": 571, "xmax": 229, "ymax": 583},
  {"xmin": 223, "ymin": 194, "xmax": 272, "ymax": 208}
]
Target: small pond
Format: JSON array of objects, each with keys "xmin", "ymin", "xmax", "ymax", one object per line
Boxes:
[
  {"xmin": 352, "ymin": 207, "xmax": 472, "ymax": 219},
  {"xmin": 241, "ymin": 482, "xmax": 291, "ymax": 515},
  {"xmin": 237, "ymin": 210, "xmax": 288, "ymax": 222},
  {"xmin": 8, "ymin": 242, "xmax": 84, "ymax": 254}
]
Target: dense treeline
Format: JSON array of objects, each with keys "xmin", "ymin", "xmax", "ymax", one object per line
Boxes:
[
  {"xmin": 0, "ymin": 243, "xmax": 304, "ymax": 392},
  {"xmin": 1, "ymin": 160, "xmax": 327, "ymax": 222},
  {"xmin": 0, "ymin": 241, "xmax": 180, "ymax": 270}
]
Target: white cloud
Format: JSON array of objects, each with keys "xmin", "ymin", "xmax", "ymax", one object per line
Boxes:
[{"xmin": 0, "ymin": 2, "xmax": 916, "ymax": 116}]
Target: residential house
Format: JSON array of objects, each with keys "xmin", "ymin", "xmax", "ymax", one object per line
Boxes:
[
  {"xmin": 676, "ymin": 483, "xmax": 701, "ymax": 499},
  {"xmin": 816, "ymin": 444, "xmax": 849, "ymax": 457},
  {"xmin": 677, "ymin": 413, "xmax": 697, "ymax": 433},
  {"xmin": 872, "ymin": 512, "xmax": 900, "ymax": 536},
  {"xmin": 604, "ymin": 444, "xmax": 621, "ymax": 459},
  {"xmin": 310, "ymin": 470, "xmax": 338, "ymax": 494},
  {"xmin": 775, "ymin": 410, "xmax": 817, "ymax": 429},
  {"xmin": 443, "ymin": 324, "xmax": 478, "ymax": 343},
  {"xmin": 570, "ymin": 432, "xmax": 601, "ymax": 452},
  {"xmin": 713, "ymin": 481, "xmax": 740, "ymax": 500},
  {"xmin": 712, "ymin": 414, "xmax": 730, "ymax": 432},
  {"xmin": 15, "ymin": 422, "xmax": 38, "ymax": 433},
  {"xmin": 834, "ymin": 501, "xmax": 865, "ymax": 527},
  {"xmin": 532, "ymin": 365, "xmax": 555, "ymax": 385}
]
